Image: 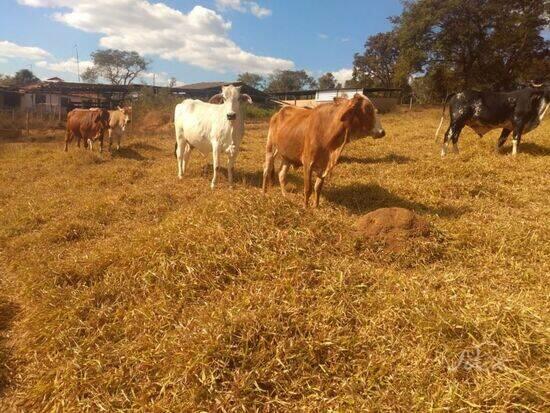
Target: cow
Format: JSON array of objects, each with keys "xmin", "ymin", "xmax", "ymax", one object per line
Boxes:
[
  {"xmin": 64, "ymin": 108, "xmax": 110, "ymax": 152},
  {"xmin": 174, "ymin": 85, "xmax": 252, "ymax": 189},
  {"xmin": 436, "ymin": 86, "xmax": 549, "ymax": 156},
  {"xmin": 262, "ymin": 94, "xmax": 386, "ymax": 208},
  {"xmin": 108, "ymin": 106, "xmax": 132, "ymax": 151}
]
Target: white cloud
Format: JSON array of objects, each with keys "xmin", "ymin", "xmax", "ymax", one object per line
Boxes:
[
  {"xmin": 18, "ymin": 0, "xmax": 290, "ymax": 74},
  {"xmin": 36, "ymin": 57, "xmax": 93, "ymax": 75},
  {"xmin": 139, "ymin": 71, "xmax": 183, "ymax": 87},
  {"xmin": 0, "ymin": 40, "xmax": 51, "ymax": 60},
  {"xmin": 332, "ymin": 68, "xmax": 353, "ymax": 86},
  {"xmin": 216, "ymin": 0, "xmax": 272, "ymax": 18},
  {"xmin": 318, "ymin": 33, "xmax": 329, "ymax": 40},
  {"xmin": 340, "ymin": 37, "xmax": 350, "ymax": 43},
  {"xmin": 248, "ymin": 3, "xmax": 271, "ymax": 18}
]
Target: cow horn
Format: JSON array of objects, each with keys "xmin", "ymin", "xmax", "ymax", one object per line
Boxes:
[{"xmin": 209, "ymin": 94, "xmax": 224, "ymax": 104}]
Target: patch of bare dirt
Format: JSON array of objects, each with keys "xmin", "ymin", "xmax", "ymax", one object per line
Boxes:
[
  {"xmin": 355, "ymin": 207, "xmax": 431, "ymax": 252},
  {"xmin": 139, "ymin": 110, "xmax": 172, "ymax": 133}
]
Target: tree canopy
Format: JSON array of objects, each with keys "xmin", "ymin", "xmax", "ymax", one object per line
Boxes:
[
  {"xmin": 85, "ymin": 49, "xmax": 150, "ymax": 86},
  {"xmin": 318, "ymin": 72, "xmax": 339, "ymax": 89},
  {"xmin": 394, "ymin": 0, "xmax": 549, "ymax": 93},
  {"xmin": 237, "ymin": 72, "xmax": 265, "ymax": 90},
  {"xmin": 265, "ymin": 70, "xmax": 317, "ymax": 93}
]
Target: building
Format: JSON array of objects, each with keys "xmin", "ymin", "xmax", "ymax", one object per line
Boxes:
[
  {"xmin": 18, "ymin": 79, "xmax": 189, "ymax": 115},
  {"xmin": 270, "ymin": 87, "xmax": 402, "ymax": 112},
  {"xmin": 178, "ymin": 81, "xmax": 270, "ymax": 103},
  {"xmin": 1, "ymin": 79, "xmax": 269, "ymax": 115},
  {"xmin": 0, "ymin": 86, "xmax": 21, "ymax": 110}
]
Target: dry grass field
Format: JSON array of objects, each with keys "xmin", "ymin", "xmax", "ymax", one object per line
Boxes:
[{"xmin": 0, "ymin": 107, "xmax": 549, "ymax": 411}]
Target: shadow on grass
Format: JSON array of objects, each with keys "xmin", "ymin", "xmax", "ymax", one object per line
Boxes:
[
  {"xmin": 112, "ymin": 147, "xmax": 148, "ymax": 161},
  {"xmin": 516, "ymin": 142, "xmax": 550, "ymax": 156},
  {"xmin": 0, "ymin": 300, "xmax": 20, "ymax": 397},
  {"xmin": 127, "ymin": 142, "xmax": 163, "ymax": 152},
  {"xmin": 340, "ymin": 153, "xmax": 412, "ymax": 165},
  {"xmin": 324, "ymin": 183, "xmax": 466, "ymax": 217},
  {"xmin": 496, "ymin": 142, "xmax": 550, "ymax": 157}
]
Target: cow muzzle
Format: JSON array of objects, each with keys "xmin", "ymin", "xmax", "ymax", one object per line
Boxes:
[
  {"xmin": 227, "ymin": 112, "xmax": 237, "ymax": 121},
  {"xmin": 373, "ymin": 129, "xmax": 386, "ymax": 139}
]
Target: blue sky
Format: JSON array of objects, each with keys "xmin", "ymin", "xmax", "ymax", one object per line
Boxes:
[{"xmin": 0, "ymin": 1, "xmax": 403, "ymax": 86}]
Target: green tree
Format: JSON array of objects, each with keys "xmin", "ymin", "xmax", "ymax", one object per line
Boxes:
[
  {"xmin": 318, "ymin": 72, "xmax": 338, "ymax": 89},
  {"xmin": 81, "ymin": 67, "xmax": 98, "ymax": 84},
  {"xmin": 88, "ymin": 49, "xmax": 150, "ymax": 85},
  {"xmin": 265, "ymin": 70, "xmax": 318, "ymax": 93},
  {"xmin": 237, "ymin": 72, "xmax": 265, "ymax": 90},
  {"xmin": 12, "ymin": 69, "xmax": 39, "ymax": 86},
  {"xmin": 356, "ymin": 31, "xmax": 399, "ymax": 88},
  {"xmin": 394, "ymin": 0, "xmax": 548, "ymax": 92}
]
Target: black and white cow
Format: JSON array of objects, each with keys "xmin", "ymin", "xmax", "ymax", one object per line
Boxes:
[{"xmin": 435, "ymin": 86, "xmax": 549, "ymax": 156}]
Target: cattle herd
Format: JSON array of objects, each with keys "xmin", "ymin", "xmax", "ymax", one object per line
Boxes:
[{"xmin": 64, "ymin": 84, "xmax": 549, "ymax": 207}]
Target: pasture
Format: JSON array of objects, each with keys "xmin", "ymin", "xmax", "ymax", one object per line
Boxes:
[{"xmin": 0, "ymin": 107, "xmax": 548, "ymax": 411}]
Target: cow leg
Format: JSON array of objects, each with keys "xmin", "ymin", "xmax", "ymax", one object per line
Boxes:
[
  {"xmin": 441, "ymin": 122, "xmax": 464, "ymax": 157},
  {"xmin": 497, "ymin": 129, "xmax": 512, "ymax": 148},
  {"xmin": 303, "ymin": 162, "xmax": 313, "ymax": 208},
  {"xmin": 176, "ymin": 140, "xmax": 191, "ymax": 179},
  {"xmin": 278, "ymin": 161, "xmax": 290, "ymax": 197},
  {"xmin": 108, "ymin": 129, "xmax": 113, "ymax": 151},
  {"xmin": 227, "ymin": 153, "xmax": 237, "ymax": 188},
  {"xmin": 511, "ymin": 124, "xmax": 525, "ymax": 156},
  {"xmin": 313, "ymin": 176, "xmax": 325, "ymax": 208},
  {"xmin": 88, "ymin": 139, "xmax": 93, "ymax": 151},
  {"xmin": 262, "ymin": 150, "xmax": 276, "ymax": 193},
  {"xmin": 116, "ymin": 131, "xmax": 122, "ymax": 150},
  {"xmin": 211, "ymin": 145, "xmax": 220, "ymax": 189},
  {"xmin": 64, "ymin": 130, "xmax": 72, "ymax": 152}
]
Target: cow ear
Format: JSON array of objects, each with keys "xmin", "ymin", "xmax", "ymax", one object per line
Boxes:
[
  {"xmin": 340, "ymin": 97, "xmax": 361, "ymax": 122},
  {"xmin": 209, "ymin": 94, "xmax": 224, "ymax": 104},
  {"xmin": 240, "ymin": 94, "xmax": 252, "ymax": 104}
]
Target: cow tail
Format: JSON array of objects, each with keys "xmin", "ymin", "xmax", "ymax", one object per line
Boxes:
[{"xmin": 435, "ymin": 93, "xmax": 454, "ymax": 143}]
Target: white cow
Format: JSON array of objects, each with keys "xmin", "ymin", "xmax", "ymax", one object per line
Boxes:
[
  {"xmin": 174, "ymin": 85, "xmax": 252, "ymax": 188},
  {"xmin": 108, "ymin": 106, "xmax": 132, "ymax": 150}
]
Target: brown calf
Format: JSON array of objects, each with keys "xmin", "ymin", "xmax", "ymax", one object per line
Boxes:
[
  {"xmin": 262, "ymin": 94, "xmax": 385, "ymax": 207},
  {"xmin": 64, "ymin": 109, "xmax": 110, "ymax": 152}
]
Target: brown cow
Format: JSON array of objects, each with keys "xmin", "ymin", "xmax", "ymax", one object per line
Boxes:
[
  {"xmin": 64, "ymin": 109, "xmax": 110, "ymax": 152},
  {"xmin": 262, "ymin": 94, "xmax": 385, "ymax": 207}
]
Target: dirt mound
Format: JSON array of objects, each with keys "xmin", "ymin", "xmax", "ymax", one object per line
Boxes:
[
  {"xmin": 355, "ymin": 207, "xmax": 431, "ymax": 252},
  {"xmin": 139, "ymin": 110, "xmax": 172, "ymax": 132}
]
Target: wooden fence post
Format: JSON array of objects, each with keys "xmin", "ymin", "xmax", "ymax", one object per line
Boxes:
[{"xmin": 26, "ymin": 111, "xmax": 30, "ymax": 137}]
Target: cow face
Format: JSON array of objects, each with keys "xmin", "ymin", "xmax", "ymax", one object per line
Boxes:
[
  {"xmin": 209, "ymin": 85, "xmax": 252, "ymax": 122},
  {"xmin": 340, "ymin": 94, "xmax": 386, "ymax": 139},
  {"xmin": 117, "ymin": 106, "xmax": 132, "ymax": 131}
]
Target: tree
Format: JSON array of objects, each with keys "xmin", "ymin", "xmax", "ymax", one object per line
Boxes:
[
  {"xmin": 0, "ymin": 74, "xmax": 13, "ymax": 86},
  {"xmin": 88, "ymin": 49, "xmax": 150, "ymax": 85},
  {"xmin": 12, "ymin": 69, "xmax": 39, "ymax": 86},
  {"xmin": 318, "ymin": 72, "xmax": 338, "ymax": 89},
  {"xmin": 348, "ymin": 53, "xmax": 374, "ymax": 88},
  {"xmin": 350, "ymin": 31, "xmax": 399, "ymax": 89},
  {"xmin": 81, "ymin": 67, "xmax": 98, "ymax": 84},
  {"xmin": 394, "ymin": 0, "xmax": 548, "ymax": 93},
  {"xmin": 265, "ymin": 70, "xmax": 318, "ymax": 93},
  {"xmin": 237, "ymin": 72, "xmax": 265, "ymax": 90},
  {"xmin": 168, "ymin": 77, "xmax": 177, "ymax": 88}
]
